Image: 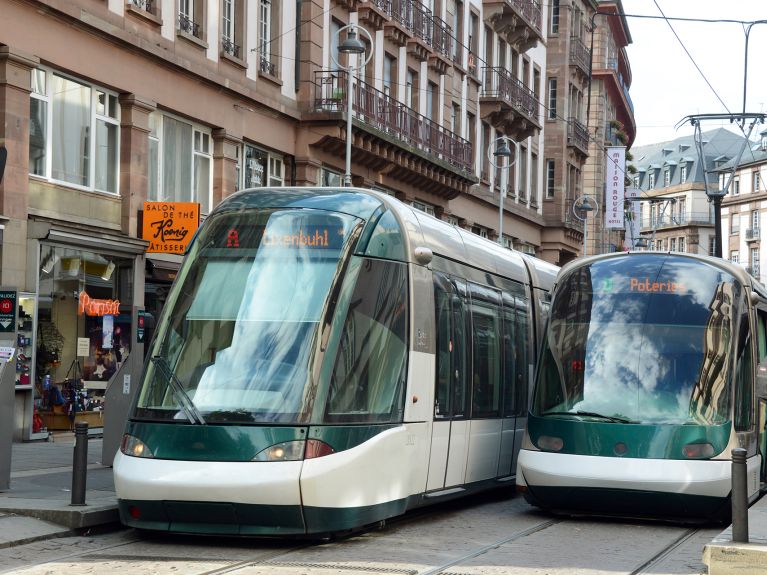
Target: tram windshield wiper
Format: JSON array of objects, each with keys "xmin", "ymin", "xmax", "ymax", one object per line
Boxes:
[
  {"xmin": 540, "ymin": 410, "xmax": 637, "ymax": 424},
  {"xmin": 151, "ymin": 356, "xmax": 206, "ymax": 425}
]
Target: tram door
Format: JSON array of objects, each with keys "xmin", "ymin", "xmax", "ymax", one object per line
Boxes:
[{"xmin": 427, "ymin": 274, "xmax": 470, "ymax": 490}]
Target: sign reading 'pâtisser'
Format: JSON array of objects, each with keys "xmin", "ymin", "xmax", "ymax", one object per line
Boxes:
[{"xmin": 141, "ymin": 202, "xmax": 200, "ymax": 253}]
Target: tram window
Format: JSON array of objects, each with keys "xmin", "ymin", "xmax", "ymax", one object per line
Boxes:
[
  {"xmin": 434, "ymin": 278, "xmax": 452, "ymax": 418},
  {"xmin": 451, "ymin": 291, "xmax": 469, "ymax": 417},
  {"xmin": 325, "ymin": 258, "xmax": 408, "ymax": 423},
  {"xmin": 470, "ymin": 284, "xmax": 501, "ymax": 418},
  {"xmin": 513, "ymin": 297, "xmax": 530, "ymax": 415},
  {"xmin": 757, "ymin": 310, "xmax": 767, "ymax": 363},
  {"xmin": 735, "ymin": 333, "xmax": 754, "ymax": 432}
]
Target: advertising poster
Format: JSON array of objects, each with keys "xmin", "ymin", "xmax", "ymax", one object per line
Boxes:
[{"xmin": 102, "ymin": 314, "xmax": 114, "ymax": 349}]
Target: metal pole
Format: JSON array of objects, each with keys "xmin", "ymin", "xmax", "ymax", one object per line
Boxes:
[
  {"xmin": 583, "ymin": 215, "xmax": 588, "ymax": 256},
  {"xmin": 499, "ymin": 157, "xmax": 506, "ymax": 245},
  {"xmin": 70, "ymin": 422, "xmax": 89, "ymax": 506},
  {"xmin": 713, "ymin": 195, "xmax": 723, "ymax": 258},
  {"xmin": 731, "ymin": 447, "xmax": 749, "ymax": 543},
  {"xmin": 344, "ymin": 61, "xmax": 354, "ymax": 187}
]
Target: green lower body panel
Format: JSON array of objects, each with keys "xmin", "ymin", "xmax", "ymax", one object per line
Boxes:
[
  {"xmin": 524, "ymin": 485, "xmax": 730, "ymax": 524},
  {"xmin": 119, "ymin": 497, "xmax": 411, "ymax": 536}
]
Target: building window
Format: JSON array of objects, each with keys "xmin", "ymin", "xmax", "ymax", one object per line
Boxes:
[
  {"xmin": 754, "ymin": 172, "xmax": 761, "ymax": 192},
  {"xmin": 550, "ymin": 0, "xmax": 559, "ymax": 34},
  {"xmin": 752, "ymin": 210, "xmax": 760, "ymax": 230},
  {"xmin": 221, "ymin": 0, "xmax": 244, "ymax": 58},
  {"xmin": 236, "ymin": 144, "xmax": 285, "ymax": 190},
  {"xmin": 179, "ymin": 0, "xmax": 204, "ymax": 39},
  {"xmin": 259, "ymin": 0, "xmax": 278, "ymax": 76},
  {"xmin": 663, "ymin": 169, "xmax": 670, "ymax": 187},
  {"xmin": 731, "ymin": 213, "xmax": 740, "ymax": 234},
  {"xmin": 633, "ymin": 176, "xmax": 639, "ymax": 189},
  {"xmin": 709, "ymin": 236, "xmax": 716, "ymax": 256},
  {"xmin": 320, "ymin": 168, "xmax": 342, "ymax": 187},
  {"xmin": 148, "ymin": 112, "xmax": 212, "ymax": 213},
  {"xmin": 733, "ymin": 177, "xmax": 740, "ymax": 195},
  {"xmin": 412, "ymin": 200, "xmax": 436, "ymax": 216},
  {"xmin": 547, "ymin": 78, "xmax": 557, "ymax": 120},
  {"xmin": 678, "ymin": 237, "xmax": 685, "ymax": 253},
  {"xmin": 546, "ymin": 159, "xmax": 555, "ymax": 198},
  {"xmin": 752, "ymin": 248, "xmax": 760, "ymax": 276},
  {"xmin": 28, "ymin": 68, "xmax": 120, "ymax": 194},
  {"xmin": 406, "ymin": 68, "xmax": 418, "ymax": 111},
  {"xmin": 446, "ymin": 215, "xmax": 459, "ymax": 226},
  {"xmin": 731, "ymin": 250, "xmax": 739, "ymax": 264},
  {"xmin": 670, "ymin": 238, "xmax": 676, "ymax": 252},
  {"xmin": 648, "ymin": 172, "xmax": 655, "ymax": 189},
  {"xmin": 502, "ymin": 235, "xmax": 513, "ymax": 250},
  {"xmin": 471, "ymin": 225, "xmax": 488, "ymax": 239},
  {"xmin": 519, "ymin": 145, "xmax": 528, "ymax": 200},
  {"xmin": 451, "ymin": 103, "xmax": 461, "ymax": 136},
  {"xmin": 384, "ymin": 53, "xmax": 397, "ymax": 99},
  {"xmin": 680, "ymin": 165, "xmax": 687, "ymax": 183}
]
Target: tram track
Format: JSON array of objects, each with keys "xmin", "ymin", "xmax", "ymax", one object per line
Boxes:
[{"xmin": 629, "ymin": 527, "xmax": 702, "ymax": 575}]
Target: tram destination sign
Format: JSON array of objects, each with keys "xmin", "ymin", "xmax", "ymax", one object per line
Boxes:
[
  {"xmin": 0, "ymin": 290, "xmax": 17, "ymax": 333},
  {"xmin": 141, "ymin": 202, "xmax": 200, "ymax": 253}
]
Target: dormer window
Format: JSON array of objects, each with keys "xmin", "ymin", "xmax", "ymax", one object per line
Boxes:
[
  {"xmin": 762, "ymin": 135, "xmax": 767, "ymax": 152},
  {"xmin": 663, "ymin": 168, "xmax": 670, "ymax": 187}
]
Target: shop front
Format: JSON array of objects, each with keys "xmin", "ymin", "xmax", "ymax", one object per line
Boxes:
[{"xmin": 13, "ymin": 226, "xmax": 147, "ymax": 440}]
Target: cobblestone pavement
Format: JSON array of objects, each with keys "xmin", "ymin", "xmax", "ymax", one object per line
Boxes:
[{"xmin": 0, "ymin": 492, "xmax": 720, "ymax": 575}]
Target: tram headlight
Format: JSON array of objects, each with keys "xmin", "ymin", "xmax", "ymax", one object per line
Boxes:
[
  {"xmin": 120, "ymin": 434, "xmax": 155, "ymax": 458},
  {"xmin": 682, "ymin": 442, "xmax": 715, "ymax": 459},
  {"xmin": 253, "ymin": 441, "xmax": 306, "ymax": 461},
  {"xmin": 536, "ymin": 435, "xmax": 564, "ymax": 452}
]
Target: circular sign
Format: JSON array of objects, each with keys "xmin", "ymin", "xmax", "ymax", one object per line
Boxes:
[{"xmin": 0, "ymin": 298, "xmax": 12, "ymax": 314}]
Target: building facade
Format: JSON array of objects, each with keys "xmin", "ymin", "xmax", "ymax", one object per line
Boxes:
[
  {"xmin": 629, "ymin": 128, "xmax": 749, "ymax": 257},
  {"xmin": 583, "ymin": 0, "xmax": 635, "ymax": 256},
  {"xmin": 540, "ymin": 0, "xmax": 596, "ymax": 265},
  {"xmin": 720, "ymin": 130, "xmax": 767, "ymax": 282}
]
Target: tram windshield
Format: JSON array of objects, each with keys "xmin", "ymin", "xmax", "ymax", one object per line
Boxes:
[
  {"xmin": 135, "ymin": 208, "xmax": 360, "ymax": 424},
  {"xmin": 533, "ymin": 255, "xmax": 738, "ymax": 425}
]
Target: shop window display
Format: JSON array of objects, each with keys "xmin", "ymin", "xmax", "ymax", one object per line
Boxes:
[{"xmin": 37, "ymin": 245, "xmax": 134, "ymax": 431}]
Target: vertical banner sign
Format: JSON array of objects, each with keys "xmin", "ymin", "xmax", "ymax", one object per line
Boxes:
[
  {"xmin": 624, "ymin": 187, "xmax": 642, "ymax": 250},
  {"xmin": 605, "ymin": 146, "xmax": 626, "ymax": 229}
]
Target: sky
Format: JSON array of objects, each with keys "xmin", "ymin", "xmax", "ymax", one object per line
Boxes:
[{"xmin": 622, "ymin": 0, "xmax": 767, "ymax": 148}]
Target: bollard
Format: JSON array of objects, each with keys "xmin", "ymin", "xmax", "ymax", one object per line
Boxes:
[
  {"xmin": 731, "ymin": 447, "xmax": 749, "ymax": 543},
  {"xmin": 70, "ymin": 422, "xmax": 89, "ymax": 506}
]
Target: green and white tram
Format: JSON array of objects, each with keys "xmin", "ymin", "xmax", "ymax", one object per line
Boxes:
[
  {"xmin": 517, "ymin": 252, "xmax": 767, "ymax": 522},
  {"xmin": 114, "ymin": 187, "xmax": 557, "ymax": 536}
]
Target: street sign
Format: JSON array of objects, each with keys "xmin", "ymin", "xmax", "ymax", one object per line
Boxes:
[{"xmin": 0, "ymin": 291, "xmax": 17, "ymax": 333}]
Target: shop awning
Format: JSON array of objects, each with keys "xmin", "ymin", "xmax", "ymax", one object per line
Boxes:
[
  {"xmin": 146, "ymin": 256, "xmax": 182, "ymax": 283},
  {"xmin": 32, "ymin": 220, "xmax": 149, "ymax": 256}
]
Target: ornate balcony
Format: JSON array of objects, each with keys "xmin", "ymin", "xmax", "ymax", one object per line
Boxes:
[
  {"xmin": 567, "ymin": 118, "xmax": 589, "ymax": 156},
  {"xmin": 483, "ymin": 0, "xmax": 543, "ymax": 52},
  {"xmin": 746, "ymin": 227, "xmax": 761, "ymax": 241},
  {"xmin": 129, "ymin": 0, "xmax": 154, "ymax": 13},
  {"xmin": 260, "ymin": 56, "xmax": 276, "ymax": 77},
  {"xmin": 569, "ymin": 37, "xmax": 591, "ymax": 79},
  {"xmin": 222, "ymin": 38, "xmax": 241, "ymax": 59},
  {"xmin": 480, "ymin": 67, "xmax": 541, "ymax": 141},
  {"xmin": 310, "ymin": 70, "xmax": 476, "ymax": 198}
]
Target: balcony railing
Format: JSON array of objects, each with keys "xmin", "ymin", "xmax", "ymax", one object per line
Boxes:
[
  {"xmin": 129, "ymin": 0, "xmax": 153, "ymax": 13},
  {"xmin": 604, "ymin": 58, "xmax": 634, "ymax": 114},
  {"xmin": 260, "ymin": 56, "xmax": 276, "ymax": 76},
  {"xmin": 222, "ymin": 38, "xmax": 241, "ymax": 59},
  {"xmin": 314, "ymin": 70, "xmax": 473, "ymax": 173},
  {"xmin": 567, "ymin": 118, "xmax": 589, "ymax": 154},
  {"xmin": 745, "ymin": 265, "xmax": 760, "ymax": 278},
  {"xmin": 481, "ymin": 67, "xmax": 537, "ymax": 120},
  {"xmin": 431, "ymin": 14, "xmax": 453, "ymax": 59},
  {"xmin": 569, "ymin": 37, "xmax": 590, "ymax": 75},
  {"xmin": 564, "ymin": 199, "xmax": 585, "ymax": 229},
  {"xmin": 640, "ymin": 212, "xmax": 714, "ymax": 229},
  {"xmin": 746, "ymin": 227, "xmax": 761, "ymax": 240},
  {"xmin": 508, "ymin": 0, "xmax": 543, "ymax": 36},
  {"xmin": 411, "ymin": 0, "xmax": 432, "ymax": 45},
  {"xmin": 178, "ymin": 13, "xmax": 201, "ymax": 38},
  {"xmin": 391, "ymin": 0, "xmax": 413, "ymax": 30}
]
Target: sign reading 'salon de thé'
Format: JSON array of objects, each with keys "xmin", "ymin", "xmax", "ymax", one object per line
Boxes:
[{"xmin": 141, "ymin": 202, "xmax": 200, "ymax": 253}]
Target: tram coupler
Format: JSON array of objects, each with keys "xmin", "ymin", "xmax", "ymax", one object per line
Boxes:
[
  {"xmin": 731, "ymin": 447, "xmax": 748, "ymax": 543},
  {"xmin": 70, "ymin": 422, "xmax": 89, "ymax": 506}
]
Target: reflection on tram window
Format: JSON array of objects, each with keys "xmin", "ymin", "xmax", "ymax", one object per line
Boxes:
[
  {"xmin": 534, "ymin": 256, "xmax": 737, "ymax": 425},
  {"xmin": 325, "ymin": 258, "xmax": 408, "ymax": 423},
  {"xmin": 135, "ymin": 209, "xmax": 360, "ymax": 423}
]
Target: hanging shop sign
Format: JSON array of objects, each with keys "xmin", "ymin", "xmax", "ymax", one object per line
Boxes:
[
  {"xmin": 78, "ymin": 292, "xmax": 120, "ymax": 316},
  {"xmin": 141, "ymin": 202, "xmax": 200, "ymax": 254},
  {"xmin": 0, "ymin": 290, "xmax": 17, "ymax": 332}
]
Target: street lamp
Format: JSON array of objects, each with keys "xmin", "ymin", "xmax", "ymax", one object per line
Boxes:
[
  {"xmin": 487, "ymin": 135, "xmax": 516, "ymax": 246},
  {"xmin": 573, "ymin": 196, "xmax": 599, "ymax": 256},
  {"xmin": 334, "ymin": 24, "xmax": 374, "ymax": 187}
]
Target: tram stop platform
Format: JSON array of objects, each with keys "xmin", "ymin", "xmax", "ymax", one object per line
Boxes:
[
  {"xmin": 0, "ymin": 435, "xmax": 118, "ymax": 548},
  {"xmin": 703, "ymin": 493, "xmax": 767, "ymax": 575}
]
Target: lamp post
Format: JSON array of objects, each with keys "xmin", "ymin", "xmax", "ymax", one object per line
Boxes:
[
  {"xmin": 335, "ymin": 24, "xmax": 374, "ymax": 187},
  {"xmin": 573, "ymin": 196, "xmax": 599, "ymax": 256},
  {"xmin": 487, "ymin": 136, "xmax": 516, "ymax": 246}
]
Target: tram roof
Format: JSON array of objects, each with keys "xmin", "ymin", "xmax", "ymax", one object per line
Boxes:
[
  {"xmin": 556, "ymin": 251, "xmax": 767, "ymax": 300},
  {"xmin": 216, "ymin": 187, "xmax": 558, "ymax": 289}
]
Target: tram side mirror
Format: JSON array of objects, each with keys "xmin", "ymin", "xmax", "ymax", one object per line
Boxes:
[{"xmin": 757, "ymin": 362, "xmax": 767, "ymax": 399}]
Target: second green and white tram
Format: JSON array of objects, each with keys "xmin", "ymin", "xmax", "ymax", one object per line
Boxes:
[
  {"xmin": 517, "ymin": 252, "xmax": 767, "ymax": 522},
  {"xmin": 114, "ymin": 187, "xmax": 557, "ymax": 536}
]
